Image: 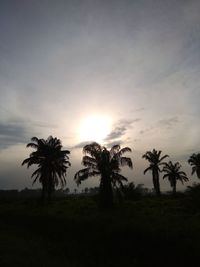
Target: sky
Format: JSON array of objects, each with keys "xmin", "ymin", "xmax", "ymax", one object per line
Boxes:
[{"xmin": 0, "ymin": 0, "xmax": 200, "ymax": 191}]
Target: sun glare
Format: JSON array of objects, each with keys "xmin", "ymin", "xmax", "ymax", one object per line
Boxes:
[{"xmin": 79, "ymin": 115, "xmax": 112, "ymax": 143}]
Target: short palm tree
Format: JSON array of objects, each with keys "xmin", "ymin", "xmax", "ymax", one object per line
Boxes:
[
  {"xmin": 142, "ymin": 149, "xmax": 168, "ymax": 195},
  {"xmin": 162, "ymin": 161, "xmax": 189, "ymax": 194},
  {"xmin": 22, "ymin": 136, "xmax": 71, "ymax": 202},
  {"xmin": 188, "ymin": 153, "xmax": 200, "ymax": 179},
  {"xmin": 74, "ymin": 142, "xmax": 133, "ymax": 208}
]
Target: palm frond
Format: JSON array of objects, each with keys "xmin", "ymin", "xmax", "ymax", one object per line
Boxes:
[
  {"xmin": 82, "ymin": 156, "xmax": 97, "ymax": 169},
  {"xmin": 163, "ymin": 173, "xmax": 169, "ymax": 179},
  {"xmin": 120, "ymin": 157, "xmax": 133, "ymax": 168},
  {"xmin": 31, "ymin": 136, "xmax": 40, "ymax": 143},
  {"xmin": 110, "ymin": 144, "xmax": 120, "ymax": 154},
  {"xmin": 157, "ymin": 150, "xmax": 162, "ymax": 159},
  {"xmin": 144, "ymin": 166, "xmax": 152, "ymax": 174},
  {"xmin": 112, "ymin": 172, "xmax": 128, "ymax": 182},
  {"xmin": 142, "ymin": 153, "xmax": 152, "ymax": 162},
  {"xmin": 74, "ymin": 168, "xmax": 100, "ymax": 185},
  {"xmin": 83, "ymin": 142, "xmax": 101, "ymax": 155},
  {"xmin": 62, "ymin": 150, "xmax": 70, "ymax": 155},
  {"xmin": 118, "ymin": 147, "xmax": 132, "ymax": 156},
  {"xmin": 111, "ymin": 173, "xmax": 128, "ymax": 188},
  {"xmin": 159, "ymin": 154, "xmax": 169, "ymax": 162},
  {"xmin": 22, "ymin": 136, "xmax": 71, "ymax": 190},
  {"xmin": 26, "ymin": 142, "xmax": 38, "ymax": 149},
  {"xmin": 191, "ymin": 166, "xmax": 197, "ymax": 175}
]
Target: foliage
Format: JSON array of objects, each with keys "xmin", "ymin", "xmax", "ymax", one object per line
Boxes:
[
  {"xmin": 142, "ymin": 149, "xmax": 168, "ymax": 195},
  {"xmin": 122, "ymin": 182, "xmax": 148, "ymax": 200},
  {"xmin": 162, "ymin": 161, "xmax": 189, "ymax": 194},
  {"xmin": 74, "ymin": 142, "xmax": 133, "ymax": 208},
  {"xmin": 188, "ymin": 153, "xmax": 200, "ymax": 178},
  {"xmin": 185, "ymin": 183, "xmax": 200, "ymax": 210},
  {"xmin": 22, "ymin": 136, "xmax": 71, "ymax": 201}
]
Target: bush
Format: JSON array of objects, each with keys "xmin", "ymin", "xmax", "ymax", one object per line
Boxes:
[
  {"xmin": 121, "ymin": 182, "xmax": 149, "ymax": 201},
  {"xmin": 185, "ymin": 183, "xmax": 200, "ymax": 210}
]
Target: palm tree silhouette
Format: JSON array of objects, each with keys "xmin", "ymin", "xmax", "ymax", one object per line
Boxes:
[
  {"xmin": 22, "ymin": 136, "xmax": 71, "ymax": 202},
  {"xmin": 162, "ymin": 161, "xmax": 189, "ymax": 194},
  {"xmin": 74, "ymin": 142, "xmax": 133, "ymax": 208},
  {"xmin": 188, "ymin": 153, "xmax": 200, "ymax": 179},
  {"xmin": 142, "ymin": 149, "xmax": 168, "ymax": 195}
]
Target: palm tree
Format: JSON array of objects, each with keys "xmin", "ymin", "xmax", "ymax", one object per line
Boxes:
[
  {"xmin": 142, "ymin": 149, "xmax": 168, "ymax": 195},
  {"xmin": 162, "ymin": 161, "xmax": 189, "ymax": 194},
  {"xmin": 188, "ymin": 153, "xmax": 200, "ymax": 179},
  {"xmin": 22, "ymin": 136, "xmax": 71, "ymax": 202},
  {"xmin": 74, "ymin": 142, "xmax": 133, "ymax": 208}
]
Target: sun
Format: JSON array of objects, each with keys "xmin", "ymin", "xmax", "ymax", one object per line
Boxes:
[{"xmin": 79, "ymin": 115, "xmax": 112, "ymax": 143}]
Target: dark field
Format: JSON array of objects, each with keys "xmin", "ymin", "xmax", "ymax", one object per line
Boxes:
[{"xmin": 0, "ymin": 195, "xmax": 199, "ymax": 267}]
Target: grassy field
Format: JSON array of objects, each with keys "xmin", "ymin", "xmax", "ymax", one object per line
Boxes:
[{"xmin": 0, "ymin": 194, "xmax": 200, "ymax": 267}]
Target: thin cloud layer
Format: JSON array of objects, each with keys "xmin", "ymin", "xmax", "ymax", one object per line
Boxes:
[
  {"xmin": 104, "ymin": 119, "xmax": 140, "ymax": 142},
  {"xmin": 0, "ymin": 0, "xmax": 199, "ymax": 189},
  {"xmin": 0, "ymin": 122, "xmax": 29, "ymax": 149},
  {"xmin": 157, "ymin": 117, "xmax": 179, "ymax": 129},
  {"xmin": 72, "ymin": 141, "xmax": 95, "ymax": 149},
  {"xmin": 139, "ymin": 117, "xmax": 180, "ymax": 135},
  {"xmin": 0, "ymin": 117, "xmax": 58, "ymax": 149}
]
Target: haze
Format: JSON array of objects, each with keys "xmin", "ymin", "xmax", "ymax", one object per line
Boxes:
[{"xmin": 0, "ymin": 0, "xmax": 200, "ymax": 191}]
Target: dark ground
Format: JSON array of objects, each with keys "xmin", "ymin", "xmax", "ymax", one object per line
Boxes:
[{"xmin": 0, "ymin": 194, "xmax": 199, "ymax": 267}]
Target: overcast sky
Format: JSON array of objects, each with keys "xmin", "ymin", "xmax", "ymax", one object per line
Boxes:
[{"xmin": 0, "ymin": 0, "xmax": 200, "ymax": 191}]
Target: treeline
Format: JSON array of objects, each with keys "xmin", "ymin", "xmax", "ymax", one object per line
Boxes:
[
  {"xmin": 0, "ymin": 187, "xmax": 99, "ymax": 198},
  {"xmin": 21, "ymin": 136, "xmax": 200, "ymax": 208}
]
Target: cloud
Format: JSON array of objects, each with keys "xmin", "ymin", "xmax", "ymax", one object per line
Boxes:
[
  {"xmin": 28, "ymin": 121, "xmax": 58, "ymax": 129},
  {"xmin": 106, "ymin": 140, "xmax": 124, "ymax": 148},
  {"xmin": 0, "ymin": 122, "xmax": 30, "ymax": 149},
  {"xmin": 139, "ymin": 117, "xmax": 180, "ymax": 135},
  {"xmin": 72, "ymin": 141, "xmax": 94, "ymax": 149},
  {"xmin": 131, "ymin": 107, "xmax": 146, "ymax": 113},
  {"xmin": 139, "ymin": 127, "xmax": 154, "ymax": 135},
  {"xmin": 0, "ymin": 118, "xmax": 56, "ymax": 150},
  {"xmin": 72, "ymin": 118, "xmax": 141, "ymax": 149},
  {"xmin": 104, "ymin": 126, "xmax": 126, "ymax": 141},
  {"xmin": 106, "ymin": 136, "xmax": 135, "ymax": 148},
  {"xmin": 104, "ymin": 118, "xmax": 141, "ymax": 142},
  {"xmin": 157, "ymin": 116, "xmax": 179, "ymax": 129}
]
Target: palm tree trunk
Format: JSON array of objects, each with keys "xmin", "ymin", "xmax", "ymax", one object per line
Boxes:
[
  {"xmin": 153, "ymin": 169, "xmax": 160, "ymax": 196},
  {"xmin": 41, "ymin": 181, "xmax": 47, "ymax": 204},
  {"xmin": 156, "ymin": 177, "xmax": 161, "ymax": 195},
  {"xmin": 47, "ymin": 186, "xmax": 51, "ymax": 202},
  {"xmin": 197, "ymin": 168, "xmax": 200, "ymax": 179},
  {"xmin": 100, "ymin": 175, "xmax": 113, "ymax": 208},
  {"xmin": 172, "ymin": 181, "xmax": 176, "ymax": 195},
  {"xmin": 41, "ymin": 185, "xmax": 45, "ymax": 203},
  {"xmin": 47, "ymin": 178, "xmax": 54, "ymax": 202},
  {"xmin": 152, "ymin": 175, "xmax": 157, "ymax": 193}
]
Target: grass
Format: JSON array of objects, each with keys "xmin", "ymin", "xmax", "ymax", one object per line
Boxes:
[{"xmin": 0, "ymin": 194, "xmax": 200, "ymax": 266}]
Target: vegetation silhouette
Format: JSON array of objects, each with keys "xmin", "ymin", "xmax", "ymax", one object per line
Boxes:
[
  {"xmin": 162, "ymin": 161, "xmax": 189, "ymax": 194},
  {"xmin": 185, "ymin": 183, "xmax": 200, "ymax": 210},
  {"xmin": 74, "ymin": 142, "xmax": 133, "ymax": 208},
  {"xmin": 2, "ymin": 137, "xmax": 200, "ymax": 266},
  {"xmin": 1, "ymin": 193, "xmax": 200, "ymax": 266},
  {"xmin": 22, "ymin": 136, "xmax": 71, "ymax": 202},
  {"xmin": 142, "ymin": 149, "xmax": 168, "ymax": 195},
  {"xmin": 122, "ymin": 182, "xmax": 148, "ymax": 200},
  {"xmin": 188, "ymin": 153, "xmax": 200, "ymax": 178}
]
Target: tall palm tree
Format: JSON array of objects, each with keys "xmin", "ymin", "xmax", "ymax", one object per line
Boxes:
[
  {"xmin": 22, "ymin": 136, "xmax": 71, "ymax": 202},
  {"xmin": 162, "ymin": 161, "xmax": 189, "ymax": 194},
  {"xmin": 142, "ymin": 149, "xmax": 168, "ymax": 195},
  {"xmin": 74, "ymin": 142, "xmax": 133, "ymax": 208},
  {"xmin": 188, "ymin": 153, "xmax": 200, "ymax": 179}
]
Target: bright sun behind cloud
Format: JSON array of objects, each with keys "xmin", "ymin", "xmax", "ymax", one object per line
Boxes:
[{"xmin": 79, "ymin": 115, "xmax": 112, "ymax": 143}]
